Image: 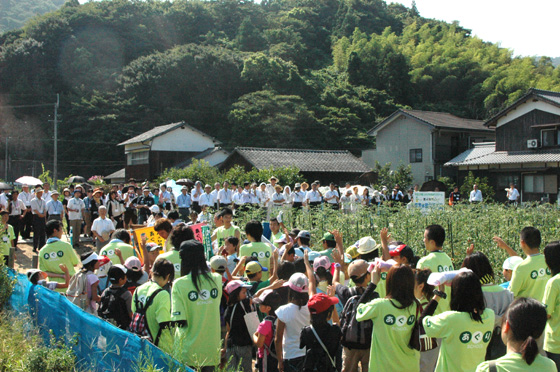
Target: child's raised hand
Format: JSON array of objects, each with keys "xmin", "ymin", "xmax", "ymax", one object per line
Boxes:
[
  {"xmin": 466, "ymin": 243, "xmax": 474, "ymax": 256},
  {"xmin": 380, "ymin": 227, "xmax": 391, "ymax": 243},
  {"xmin": 303, "ymin": 250, "xmax": 309, "ymax": 263},
  {"xmin": 270, "ymin": 279, "xmax": 286, "ymax": 289},
  {"xmin": 332, "ymin": 250, "xmax": 342, "ymax": 264},
  {"xmin": 326, "ymin": 285, "xmax": 335, "ymax": 297}
]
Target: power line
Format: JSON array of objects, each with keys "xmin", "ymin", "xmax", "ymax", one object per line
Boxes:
[{"xmin": 0, "ymin": 103, "xmax": 55, "ymax": 109}]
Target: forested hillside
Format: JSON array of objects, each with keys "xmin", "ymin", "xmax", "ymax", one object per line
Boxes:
[
  {"xmin": 0, "ymin": 0, "xmax": 66, "ymax": 33},
  {"xmin": 1, "ymin": 0, "xmax": 560, "ymax": 176}
]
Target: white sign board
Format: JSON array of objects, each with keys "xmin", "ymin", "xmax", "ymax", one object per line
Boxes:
[{"xmin": 413, "ymin": 192, "xmax": 445, "ymax": 213}]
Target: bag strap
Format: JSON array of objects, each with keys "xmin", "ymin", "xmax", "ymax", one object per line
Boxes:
[
  {"xmin": 144, "ymin": 288, "xmax": 164, "ymax": 310},
  {"xmin": 262, "ymin": 318, "xmax": 278, "ymax": 360},
  {"xmin": 310, "ymin": 325, "xmax": 337, "ymax": 369},
  {"xmin": 488, "ymin": 360, "xmax": 497, "ymax": 372}
]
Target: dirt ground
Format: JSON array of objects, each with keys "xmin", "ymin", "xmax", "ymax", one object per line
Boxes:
[{"xmin": 12, "ymin": 233, "xmax": 95, "ymax": 274}]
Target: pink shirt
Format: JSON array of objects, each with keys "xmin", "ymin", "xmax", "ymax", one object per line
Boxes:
[{"xmin": 256, "ymin": 318, "xmax": 274, "ymax": 358}]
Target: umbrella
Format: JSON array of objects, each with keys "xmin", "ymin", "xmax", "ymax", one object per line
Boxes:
[
  {"xmin": 176, "ymin": 179, "xmax": 194, "ymax": 187},
  {"xmin": 67, "ymin": 176, "xmax": 86, "ymax": 184},
  {"xmin": 15, "ymin": 176, "xmax": 43, "ymax": 186},
  {"xmin": 0, "ymin": 182, "xmax": 13, "ymax": 190}
]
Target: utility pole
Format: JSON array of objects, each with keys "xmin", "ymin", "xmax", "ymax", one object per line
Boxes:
[
  {"xmin": 54, "ymin": 94, "xmax": 59, "ymax": 188},
  {"xmin": 4, "ymin": 136, "xmax": 8, "ymax": 181}
]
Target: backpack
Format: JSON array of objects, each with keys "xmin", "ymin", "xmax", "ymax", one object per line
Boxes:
[
  {"xmin": 340, "ymin": 294, "xmax": 373, "ymax": 350},
  {"xmin": 66, "ymin": 271, "xmax": 89, "ymax": 310},
  {"xmin": 128, "ymin": 288, "xmax": 164, "ymax": 345},
  {"xmin": 98, "ymin": 286, "xmax": 131, "ymax": 330}
]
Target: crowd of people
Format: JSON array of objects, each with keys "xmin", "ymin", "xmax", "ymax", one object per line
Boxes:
[{"xmin": 0, "ymin": 176, "xmax": 555, "ymax": 372}]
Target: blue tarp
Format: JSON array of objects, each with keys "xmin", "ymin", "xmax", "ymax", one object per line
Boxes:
[{"xmin": 8, "ymin": 269, "xmax": 190, "ymax": 372}]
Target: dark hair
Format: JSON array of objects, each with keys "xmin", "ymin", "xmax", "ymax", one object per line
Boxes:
[
  {"xmin": 154, "ymin": 218, "xmax": 172, "ymax": 233},
  {"xmin": 80, "ymin": 252, "xmax": 97, "ymax": 272},
  {"xmin": 110, "ymin": 191, "xmax": 117, "ymax": 199},
  {"xmin": 395, "ymin": 242, "xmax": 419, "ymax": 268},
  {"xmin": 324, "ymin": 239, "xmax": 336, "ymax": 249},
  {"xmin": 152, "ymin": 258, "xmax": 175, "ymax": 283},
  {"xmin": 227, "ymin": 287, "xmax": 244, "ymax": 305},
  {"xmin": 180, "ymin": 240, "xmax": 215, "ymax": 293},
  {"xmin": 311, "ymin": 305, "xmax": 334, "ymax": 327},
  {"xmin": 450, "ymin": 271, "xmax": 485, "ymax": 323},
  {"xmin": 29, "ymin": 271, "xmax": 40, "ymax": 285},
  {"xmin": 108, "ymin": 266, "xmax": 127, "ymax": 283},
  {"xmin": 386, "ymin": 265, "xmax": 415, "ymax": 309},
  {"xmin": 225, "ymin": 236, "xmax": 239, "ymax": 249},
  {"xmin": 277, "ymin": 261, "xmax": 296, "ymax": 280},
  {"xmin": 503, "ymin": 297, "xmax": 547, "ymax": 365},
  {"xmin": 359, "ymin": 249, "xmax": 379, "ymax": 261},
  {"xmin": 520, "ymin": 227, "xmax": 541, "ymax": 249},
  {"xmin": 167, "ymin": 211, "xmax": 179, "ymax": 220},
  {"xmin": 112, "ymin": 229, "xmax": 131, "ymax": 244},
  {"xmin": 294, "ymin": 258, "xmax": 306, "ymax": 274},
  {"xmin": 353, "ymin": 272, "xmax": 368, "ymax": 285},
  {"xmin": 170, "ymin": 224, "xmax": 194, "ymax": 250},
  {"xmin": 462, "ymin": 252, "xmax": 495, "ymax": 284},
  {"xmin": 315, "ymin": 267, "xmax": 333, "ymax": 285},
  {"xmin": 288, "ymin": 288, "xmax": 309, "ymax": 308},
  {"xmin": 46, "ymin": 220, "xmax": 63, "ymax": 237},
  {"xmin": 298, "ymin": 237, "xmax": 310, "ymax": 246},
  {"xmin": 544, "ymin": 241, "xmax": 560, "ymax": 276},
  {"xmin": 269, "ymin": 217, "xmax": 279, "ymax": 224},
  {"xmin": 245, "ymin": 220, "xmax": 263, "ymax": 242},
  {"xmin": 425, "ymin": 225, "xmax": 445, "ymax": 247},
  {"xmin": 414, "ymin": 268, "xmax": 434, "ymax": 301},
  {"xmin": 222, "ymin": 208, "xmax": 233, "ymax": 217}
]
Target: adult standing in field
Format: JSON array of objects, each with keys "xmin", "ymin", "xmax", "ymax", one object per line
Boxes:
[
  {"xmin": 417, "ymin": 224, "xmax": 454, "ymax": 313},
  {"xmin": 136, "ymin": 187, "xmax": 154, "ymax": 225},
  {"xmin": 172, "ymin": 240, "xmax": 222, "ymax": 371},
  {"xmin": 176, "ymin": 186, "xmax": 191, "ymax": 222},
  {"xmin": 292, "ymin": 183, "xmax": 305, "ymax": 210},
  {"xmin": 306, "ymin": 182, "xmax": 322, "ymax": 209},
  {"xmin": 507, "ymin": 183, "xmax": 520, "ymax": 205},
  {"xmin": 191, "ymin": 181, "xmax": 203, "ymax": 214},
  {"xmin": 449, "ymin": 186, "xmax": 461, "ymax": 206},
  {"xmin": 218, "ymin": 181, "xmax": 233, "ymax": 208},
  {"xmin": 67, "ymin": 189, "xmax": 85, "ymax": 248},
  {"xmin": 46, "ymin": 190, "xmax": 63, "ymax": 222},
  {"xmin": 30, "ymin": 187, "xmax": 47, "ymax": 253},
  {"xmin": 91, "ymin": 206, "xmax": 115, "ymax": 251},
  {"xmin": 266, "ymin": 176, "xmax": 279, "ymax": 202},
  {"xmin": 210, "ymin": 182, "xmax": 221, "ymax": 210},
  {"xmin": 239, "ymin": 220, "xmax": 272, "ymax": 281},
  {"xmin": 18, "ymin": 184, "xmax": 33, "ymax": 239},
  {"xmin": 0, "ymin": 210, "xmax": 15, "ymax": 265},
  {"xmin": 199, "ymin": 184, "xmax": 217, "ymax": 210},
  {"xmin": 83, "ymin": 188, "xmax": 94, "ymax": 236},
  {"xmin": 469, "ymin": 184, "xmax": 483, "ymax": 203},
  {"xmin": 159, "ymin": 184, "xmax": 172, "ymax": 212},
  {"xmin": 38, "ymin": 220, "xmax": 79, "ymax": 293},
  {"xmin": 324, "ymin": 183, "xmax": 340, "ymax": 209},
  {"xmin": 90, "ymin": 188, "xmax": 104, "ymax": 221},
  {"xmin": 123, "ymin": 186, "xmax": 137, "ymax": 228},
  {"xmin": 8, "ymin": 190, "xmax": 26, "ymax": 244}
]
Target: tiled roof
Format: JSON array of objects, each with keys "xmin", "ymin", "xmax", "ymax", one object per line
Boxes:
[
  {"xmin": 485, "ymin": 88, "xmax": 560, "ymax": 127},
  {"xmin": 445, "ymin": 142, "xmax": 560, "ymax": 166},
  {"xmin": 233, "ymin": 147, "xmax": 371, "ymax": 173},
  {"xmin": 105, "ymin": 168, "xmax": 125, "ymax": 179},
  {"xmin": 118, "ymin": 121, "xmax": 220, "ymax": 146},
  {"xmin": 369, "ymin": 109, "xmax": 492, "ymax": 135},
  {"xmin": 173, "ymin": 147, "xmax": 229, "ymax": 168}
]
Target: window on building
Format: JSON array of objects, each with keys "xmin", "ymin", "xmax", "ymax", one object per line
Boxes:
[
  {"xmin": 127, "ymin": 151, "xmax": 149, "ymax": 165},
  {"xmin": 524, "ymin": 174, "xmax": 558, "ymax": 194},
  {"xmin": 409, "ymin": 149, "xmax": 423, "ymax": 163},
  {"xmin": 497, "ymin": 175, "xmax": 520, "ymax": 190},
  {"xmin": 541, "ymin": 128, "xmax": 560, "ymax": 147}
]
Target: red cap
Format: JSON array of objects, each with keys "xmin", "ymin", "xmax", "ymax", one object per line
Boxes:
[
  {"xmin": 307, "ymin": 293, "xmax": 339, "ymax": 314},
  {"xmin": 98, "ymin": 255, "xmax": 112, "ymax": 267},
  {"xmin": 389, "ymin": 244, "xmax": 407, "ymax": 257}
]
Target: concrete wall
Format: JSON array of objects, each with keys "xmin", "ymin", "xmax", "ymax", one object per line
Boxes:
[
  {"xmin": 151, "ymin": 126, "xmax": 215, "ymax": 152},
  {"xmin": 363, "ymin": 116, "xmax": 434, "ymax": 185}
]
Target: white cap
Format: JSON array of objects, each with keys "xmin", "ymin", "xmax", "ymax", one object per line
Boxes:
[
  {"xmin": 503, "ymin": 256, "xmax": 524, "ymax": 271},
  {"xmin": 150, "ymin": 205, "xmax": 160, "ymax": 213}
]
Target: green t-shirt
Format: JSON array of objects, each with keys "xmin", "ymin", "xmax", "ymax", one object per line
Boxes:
[
  {"xmin": 356, "ymin": 298, "xmax": 420, "ymax": 372},
  {"xmin": 0, "ymin": 224, "xmax": 15, "ymax": 256},
  {"xmin": 374, "ymin": 272, "xmax": 387, "ymax": 298},
  {"xmin": 214, "ymin": 225, "xmax": 240, "ymax": 248},
  {"xmin": 318, "ymin": 248, "xmax": 335, "ymax": 262},
  {"xmin": 417, "ymin": 251, "xmax": 454, "ymax": 313},
  {"xmin": 239, "ymin": 242, "xmax": 272, "ymax": 281},
  {"xmin": 423, "ymin": 308, "xmax": 495, "ymax": 372},
  {"xmin": 270, "ymin": 231, "xmax": 283, "ymax": 244},
  {"xmin": 543, "ymin": 273, "xmax": 560, "ymax": 353},
  {"xmin": 155, "ymin": 250, "xmax": 182, "ymax": 280},
  {"xmin": 132, "ymin": 281, "xmax": 173, "ymax": 353},
  {"xmin": 38, "ymin": 239, "xmax": 79, "ymax": 293},
  {"xmin": 171, "ymin": 272, "xmax": 222, "ymax": 367},
  {"xmin": 476, "ymin": 353, "xmax": 557, "ymax": 372},
  {"xmin": 510, "ymin": 254, "xmax": 551, "ymax": 300},
  {"xmin": 99, "ymin": 240, "xmax": 136, "ymax": 265}
]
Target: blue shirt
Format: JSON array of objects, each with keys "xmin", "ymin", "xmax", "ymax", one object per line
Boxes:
[
  {"xmin": 177, "ymin": 193, "xmax": 191, "ymax": 208},
  {"xmin": 46, "ymin": 200, "xmax": 63, "ymax": 216},
  {"xmin": 500, "ymin": 281, "xmax": 510, "ymax": 289},
  {"xmin": 83, "ymin": 196, "xmax": 91, "ymax": 211}
]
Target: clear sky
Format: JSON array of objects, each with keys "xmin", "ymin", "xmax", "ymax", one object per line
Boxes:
[{"xmin": 390, "ymin": 0, "xmax": 560, "ymax": 57}]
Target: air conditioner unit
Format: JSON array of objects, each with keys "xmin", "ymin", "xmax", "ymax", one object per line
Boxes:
[{"xmin": 527, "ymin": 139, "xmax": 539, "ymax": 149}]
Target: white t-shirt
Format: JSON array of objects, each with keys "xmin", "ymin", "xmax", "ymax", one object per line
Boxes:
[
  {"xmin": 67, "ymin": 198, "xmax": 85, "ymax": 220},
  {"xmin": 470, "ymin": 189, "xmax": 483, "ymax": 202},
  {"xmin": 218, "ymin": 189, "xmax": 233, "ymax": 204},
  {"xmin": 508, "ymin": 188, "xmax": 520, "ymax": 201},
  {"xmin": 306, "ymin": 190, "xmax": 322, "ymax": 203},
  {"xmin": 91, "ymin": 217, "xmax": 115, "ymax": 239},
  {"xmin": 199, "ymin": 193, "xmax": 216, "ymax": 207},
  {"xmin": 275, "ymin": 302, "xmax": 310, "ymax": 359},
  {"xmin": 190, "ymin": 188, "xmax": 203, "ymax": 202},
  {"xmin": 0, "ymin": 193, "xmax": 8, "ymax": 209},
  {"xmin": 325, "ymin": 190, "xmax": 339, "ymax": 204}
]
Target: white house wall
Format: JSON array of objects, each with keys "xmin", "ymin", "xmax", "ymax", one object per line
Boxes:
[
  {"xmin": 202, "ymin": 151, "xmax": 229, "ymax": 167},
  {"xmin": 496, "ymin": 101, "xmax": 560, "ymax": 128},
  {"xmin": 151, "ymin": 126, "xmax": 216, "ymax": 152},
  {"xmin": 364, "ymin": 116, "xmax": 434, "ymax": 185}
]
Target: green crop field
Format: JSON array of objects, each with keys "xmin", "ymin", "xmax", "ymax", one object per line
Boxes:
[{"xmin": 235, "ymin": 204, "xmax": 560, "ymax": 284}]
